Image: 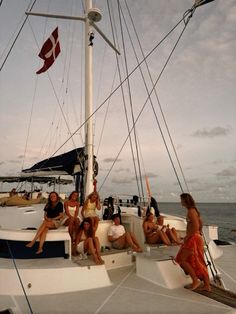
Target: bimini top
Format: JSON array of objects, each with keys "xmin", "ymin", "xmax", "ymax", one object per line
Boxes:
[
  {"xmin": 0, "ymin": 176, "xmax": 72, "ymax": 185},
  {"xmin": 21, "ymin": 147, "xmax": 98, "ymax": 177}
]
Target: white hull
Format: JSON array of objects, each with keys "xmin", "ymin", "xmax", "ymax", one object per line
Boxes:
[{"xmin": 1, "ymin": 204, "xmax": 236, "ymax": 313}]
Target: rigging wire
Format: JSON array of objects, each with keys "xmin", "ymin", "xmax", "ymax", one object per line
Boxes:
[
  {"xmin": 99, "ymin": 9, "xmax": 195, "ymax": 192},
  {"xmin": 33, "ymin": 7, "xmax": 195, "ymax": 175},
  {"xmin": 123, "ymin": 1, "xmax": 190, "ymax": 193},
  {"xmin": 0, "ymin": 0, "xmax": 37, "ymax": 72},
  {"xmin": 107, "ymin": 0, "xmax": 142, "ymax": 198},
  {"xmin": 6, "ymin": 241, "xmax": 34, "ymax": 314},
  {"xmin": 96, "ymin": 67, "xmax": 118, "ymax": 156},
  {"xmin": 28, "ymin": 20, "xmax": 78, "ymax": 154},
  {"xmin": 117, "ymin": 0, "xmax": 145, "ymax": 200}
]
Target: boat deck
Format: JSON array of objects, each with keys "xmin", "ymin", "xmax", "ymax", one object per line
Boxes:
[{"xmin": 1, "ymin": 245, "xmax": 236, "ymax": 314}]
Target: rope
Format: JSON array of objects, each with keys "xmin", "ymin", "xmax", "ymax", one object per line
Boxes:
[
  {"xmin": 117, "ymin": 0, "xmax": 145, "ymax": 200},
  {"xmin": 124, "ymin": 0, "xmax": 190, "ymax": 193},
  {"xmin": 0, "ymin": 0, "xmax": 37, "ymax": 72},
  {"xmin": 99, "ymin": 6, "xmax": 195, "ymax": 192},
  {"xmin": 6, "ymin": 241, "xmax": 34, "ymax": 314},
  {"xmin": 106, "ymin": 0, "xmax": 142, "ymax": 197},
  {"xmin": 32, "ymin": 5, "xmax": 196, "ymax": 178},
  {"xmin": 39, "ymin": 4, "xmax": 191, "ymax": 165},
  {"xmin": 202, "ymin": 229, "xmax": 224, "ymax": 287}
]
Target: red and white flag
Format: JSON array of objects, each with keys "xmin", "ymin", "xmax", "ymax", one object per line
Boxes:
[{"xmin": 36, "ymin": 27, "xmax": 61, "ymax": 74}]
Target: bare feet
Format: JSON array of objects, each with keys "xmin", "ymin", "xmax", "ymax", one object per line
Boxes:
[
  {"xmin": 93, "ymin": 256, "xmax": 101, "ymax": 265},
  {"xmin": 98, "ymin": 256, "xmax": 105, "ymax": 264},
  {"xmin": 196, "ymin": 285, "xmax": 211, "ymax": 292},
  {"xmin": 26, "ymin": 242, "xmax": 35, "ymax": 248},
  {"xmin": 190, "ymin": 280, "xmax": 202, "ymax": 290},
  {"xmin": 36, "ymin": 249, "xmax": 43, "ymax": 254},
  {"xmin": 132, "ymin": 246, "xmax": 143, "ymax": 253}
]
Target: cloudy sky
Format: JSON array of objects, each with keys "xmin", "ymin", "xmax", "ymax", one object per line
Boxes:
[{"xmin": 0, "ymin": 0, "xmax": 235, "ymax": 203}]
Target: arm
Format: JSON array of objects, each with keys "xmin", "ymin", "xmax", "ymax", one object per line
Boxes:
[
  {"xmin": 74, "ymin": 202, "xmax": 79, "ymax": 218},
  {"xmin": 75, "ymin": 229, "xmax": 83, "ymax": 246},
  {"xmin": 81, "ymin": 200, "xmax": 88, "ymax": 219},
  {"xmin": 96, "ymin": 197, "xmax": 101, "ymax": 211}
]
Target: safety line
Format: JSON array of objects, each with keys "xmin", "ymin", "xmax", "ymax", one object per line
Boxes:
[{"xmin": 94, "ymin": 266, "xmax": 135, "ymax": 314}]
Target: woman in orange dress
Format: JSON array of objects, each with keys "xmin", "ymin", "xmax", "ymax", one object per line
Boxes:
[{"xmin": 175, "ymin": 193, "xmax": 211, "ymax": 291}]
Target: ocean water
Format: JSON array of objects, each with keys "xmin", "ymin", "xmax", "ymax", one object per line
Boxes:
[{"xmin": 158, "ymin": 202, "xmax": 236, "ymax": 243}]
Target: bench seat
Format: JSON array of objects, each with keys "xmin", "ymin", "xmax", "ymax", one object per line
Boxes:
[{"xmin": 0, "ymin": 227, "xmax": 71, "ymax": 259}]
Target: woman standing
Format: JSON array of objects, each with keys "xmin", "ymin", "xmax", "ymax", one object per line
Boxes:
[
  {"xmin": 26, "ymin": 192, "xmax": 65, "ymax": 254},
  {"xmin": 175, "ymin": 193, "xmax": 211, "ymax": 291},
  {"xmin": 64, "ymin": 191, "xmax": 80, "ymax": 242},
  {"xmin": 73, "ymin": 217, "xmax": 104, "ymax": 265}
]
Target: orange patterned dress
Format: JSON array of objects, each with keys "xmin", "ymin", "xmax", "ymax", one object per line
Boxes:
[{"xmin": 175, "ymin": 233, "xmax": 208, "ymax": 280}]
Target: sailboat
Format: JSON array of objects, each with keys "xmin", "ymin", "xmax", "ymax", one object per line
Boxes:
[{"xmin": 0, "ymin": 0, "xmax": 236, "ymax": 313}]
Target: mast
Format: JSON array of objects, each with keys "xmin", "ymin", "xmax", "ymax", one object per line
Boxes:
[
  {"xmin": 84, "ymin": 0, "xmax": 94, "ymax": 197},
  {"xmin": 26, "ymin": 0, "xmax": 119, "ymax": 201}
]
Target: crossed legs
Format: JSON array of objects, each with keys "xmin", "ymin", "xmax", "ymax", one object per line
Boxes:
[{"xmin": 26, "ymin": 220, "xmax": 56, "ymax": 254}]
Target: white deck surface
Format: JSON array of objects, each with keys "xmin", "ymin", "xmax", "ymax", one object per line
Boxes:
[{"xmin": 1, "ymin": 245, "xmax": 236, "ymax": 314}]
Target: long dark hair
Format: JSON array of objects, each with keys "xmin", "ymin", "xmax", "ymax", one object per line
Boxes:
[
  {"xmin": 180, "ymin": 193, "xmax": 197, "ymax": 209},
  {"xmin": 181, "ymin": 193, "xmax": 202, "ymax": 231},
  {"xmin": 79, "ymin": 217, "xmax": 94, "ymax": 238},
  {"xmin": 45, "ymin": 191, "xmax": 60, "ymax": 209},
  {"xmin": 68, "ymin": 191, "xmax": 78, "ymax": 200}
]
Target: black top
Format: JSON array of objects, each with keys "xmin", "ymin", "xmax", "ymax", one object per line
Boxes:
[{"xmin": 44, "ymin": 202, "xmax": 63, "ymax": 218}]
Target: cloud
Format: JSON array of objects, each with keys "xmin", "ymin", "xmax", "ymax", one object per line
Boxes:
[
  {"xmin": 112, "ymin": 177, "xmax": 133, "ymax": 184},
  {"xmin": 0, "ymin": 161, "xmax": 5, "ymax": 166},
  {"xmin": 216, "ymin": 166, "xmax": 236, "ymax": 178},
  {"xmin": 114, "ymin": 168, "xmax": 130, "ymax": 173},
  {"xmin": 8, "ymin": 159, "xmax": 21, "ymax": 164},
  {"xmin": 192, "ymin": 126, "xmax": 231, "ymax": 138},
  {"xmin": 103, "ymin": 158, "xmax": 122, "ymax": 163}
]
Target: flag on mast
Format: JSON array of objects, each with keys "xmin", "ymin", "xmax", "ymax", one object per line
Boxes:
[
  {"xmin": 36, "ymin": 27, "xmax": 61, "ymax": 74},
  {"xmin": 145, "ymin": 175, "xmax": 152, "ymax": 199}
]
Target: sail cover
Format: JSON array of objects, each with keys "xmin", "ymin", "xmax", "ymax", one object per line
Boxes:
[{"xmin": 22, "ymin": 148, "xmax": 86, "ymax": 176}]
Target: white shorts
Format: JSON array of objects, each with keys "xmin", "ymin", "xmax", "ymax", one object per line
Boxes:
[{"xmin": 76, "ymin": 241, "xmax": 85, "ymax": 254}]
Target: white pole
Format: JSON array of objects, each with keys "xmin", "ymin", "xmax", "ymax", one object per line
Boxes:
[{"xmin": 84, "ymin": 0, "xmax": 94, "ymax": 197}]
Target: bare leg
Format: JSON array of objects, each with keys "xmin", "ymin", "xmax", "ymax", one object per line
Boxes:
[
  {"xmin": 68, "ymin": 219, "xmax": 74, "ymax": 240},
  {"xmin": 129, "ymin": 232, "xmax": 143, "ymax": 252},
  {"xmin": 93, "ymin": 217, "xmax": 99, "ymax": 233},
  {"xmin": 26, "ymin": 221, "xmax": 47, "ymax": 247},
  {"xmin": 93, "ymin": 237, "xmax": 104, "ymax": 264},
  {"xmin": 179, "ymin": 248, "xmax": 201, "ymax": 290},
  {"xmin": 86, "ymin": 237, "xmax": 101, "ymax": 265},
  {"xmin": 159, "ymin": 231, "xmax": 171, "ymax": 245},
  {"xmin": 36, "ymin": 227, "xmax": 48, "ymax": 254},
  {"xmin": 125, "ymin": 232, "xmax": 142, "ymax": 252},
  {"xmin": 167, "ymin": 228, "xmax": 181, "ymax": 244}
]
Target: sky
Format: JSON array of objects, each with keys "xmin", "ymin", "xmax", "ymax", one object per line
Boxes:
[{"xmin": 0, "ymin": 0, "xmax": 236, "ymax": 203}]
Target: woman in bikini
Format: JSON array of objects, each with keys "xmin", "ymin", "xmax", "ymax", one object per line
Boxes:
[
  {"xmin": 73, "ymin": 217, "xmax": 104, "ymax": 265},
  {"xmin": 175, "ymin": 193, "xmax": 211, "ymax": 291},
  {"xmin": 143, "ymin": 213, "xmax": 172, "ymax": 245},
  {"xmin": 64, "ymin": 191, "xmax": 80, "ymax": 242}
]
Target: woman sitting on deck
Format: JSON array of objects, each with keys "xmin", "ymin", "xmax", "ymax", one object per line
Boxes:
[
  {"xmin": 73, "ymin": 217, "xmax": 104, "ymax": 265},
  {"xmin": 26, "ymin": 191, "xmax": 66, "ymax": 254},
  {"xmin": 156, "ymin": 215, "xmax": 181, "ymax": 245},
  {"xmin": 108, "ymin": 213, "xmax": 143, "ymax": 252},
  {"xmin": 64, "ymin": 191, "xmax": 80, "ymax": 242},
  {"xmin": 143, "ymin": 213, "xmax": 172, "ymax": 246}
]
